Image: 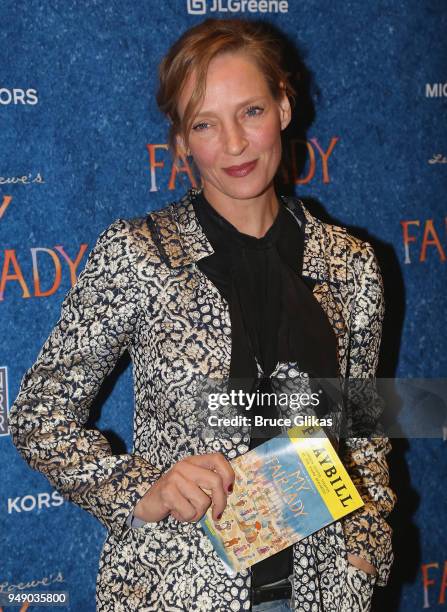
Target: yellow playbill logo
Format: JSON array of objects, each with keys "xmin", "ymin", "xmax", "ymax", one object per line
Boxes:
[{"xmin": 287, "ymin": 425, "xmax": 364, "ymax": 520}]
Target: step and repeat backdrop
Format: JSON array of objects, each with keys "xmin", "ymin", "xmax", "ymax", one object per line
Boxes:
[{"xmin": 1, "ymin": 1, "xmax": 446, "ymax": 610}]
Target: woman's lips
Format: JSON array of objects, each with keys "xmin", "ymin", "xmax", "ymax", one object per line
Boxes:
[{"xmin": 222, "ymin": 159, "xmax": 258, "ymax": 177}]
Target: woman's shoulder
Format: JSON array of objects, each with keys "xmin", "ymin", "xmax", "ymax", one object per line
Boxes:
[
  {"xmin": 293, "ymin": 197, "xmax": 377, "ymax": 260},
  {"xmin": 94, "ymin": 191, "xmax": 203, "ymax": 270},
  {"xmin": 285, "ymin": 197, "xmax": 381, "ymax": 287},
  {"xmin": 91, "ymin": 211, "xmax": 169, "ymax": 267}
]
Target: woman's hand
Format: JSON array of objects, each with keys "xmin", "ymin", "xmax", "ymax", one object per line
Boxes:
[
  {"xmin": 133, "ymin": 453, "xmax": 234, "ymax": 524},
  {"xmin": 347, "ymin": 553, "xmax": 378, "ymax": 576}
]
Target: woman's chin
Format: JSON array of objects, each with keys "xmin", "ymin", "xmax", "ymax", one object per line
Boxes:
[{"xmin": 213, "ymin": 177, "xmax": 274, "ymax": 201}]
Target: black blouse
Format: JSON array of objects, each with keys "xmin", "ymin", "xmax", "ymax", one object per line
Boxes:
[{"xmin": 191, "ymin": 189, "xmax": 338, "ymax": 588}]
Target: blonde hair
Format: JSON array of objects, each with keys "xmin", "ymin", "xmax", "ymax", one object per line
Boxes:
[{"xmin": 156, "ymin": 18, "xmax": 296, "ymax": 154}]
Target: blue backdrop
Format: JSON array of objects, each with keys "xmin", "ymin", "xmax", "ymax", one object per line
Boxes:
[{"xmin": 1, "ymin": 1, "xmax": 446, "ymax": 610}]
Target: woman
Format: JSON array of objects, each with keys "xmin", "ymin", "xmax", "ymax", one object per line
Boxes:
[{"xmin": 9, "ymin": 18, "xmax": 395, "ymax": 612}]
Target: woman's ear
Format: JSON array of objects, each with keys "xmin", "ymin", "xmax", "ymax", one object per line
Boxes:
[{"xmin": 278, "ymin": 83, "xmax": 292, "ymax": 131}]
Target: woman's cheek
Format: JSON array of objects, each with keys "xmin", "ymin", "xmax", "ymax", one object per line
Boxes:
[
  {"xmin": 246, "ymin": 129, "xmax": 277, "ymax": 156},
  {"xmin": 193, "ymin": 147, "xmax": 222, "ymax": 171},
  {"xmin": 193, "ymin": 151, "xmax": 218, "ymax": 175},
  {"xmin": 190, "ymin": 139, "xmax": 220, "ymax": 171}
]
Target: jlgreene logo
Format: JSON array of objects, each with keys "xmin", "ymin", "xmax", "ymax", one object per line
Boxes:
[{"xmin": 187, "ymin": 0, "xmax": 288, "ymax": 15}]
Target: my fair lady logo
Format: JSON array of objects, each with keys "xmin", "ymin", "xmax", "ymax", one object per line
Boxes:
[
  {"xmin": 146, "ymin": 137, "xmax": 339, "ymax": 192},
  {"xmin": 401, "ymin": 217, "xmax": 447, "ymax": 264},
  {"xmin": 0, "ymin": 243, "xmax": 88, "ymax": 301}
]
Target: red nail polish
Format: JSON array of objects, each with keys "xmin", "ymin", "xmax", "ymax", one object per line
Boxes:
[
  {"xmin": 217, "ymin": 513, "xmax": 223, "ymax": 520},
  {"xmin": 227, "ymin": 484, "xmax": 233, "ymax": 494}
]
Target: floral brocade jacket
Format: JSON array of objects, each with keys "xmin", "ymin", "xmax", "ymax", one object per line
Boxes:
[{"xmin": 9, "ymin": 189, "xmax": 396, "ymax": 611}]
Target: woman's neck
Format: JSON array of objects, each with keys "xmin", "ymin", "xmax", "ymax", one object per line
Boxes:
[{"xmin": 201, "ymin": 183, "xmax": 279, "ymax": 239}]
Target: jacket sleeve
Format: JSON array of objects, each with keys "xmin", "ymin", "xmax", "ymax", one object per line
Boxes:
[
  {"xmin": 8, "ymin": 219, "xmax": 161, "ymax": 540},
  {"xmin": 339, "ymin": 240, "xmax": 397, "ymax": 587}
]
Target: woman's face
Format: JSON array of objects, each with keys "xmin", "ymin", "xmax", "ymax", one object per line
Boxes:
[{"xmin": 176, "ymin": 52, "xmax": 291, "ymax": 203}]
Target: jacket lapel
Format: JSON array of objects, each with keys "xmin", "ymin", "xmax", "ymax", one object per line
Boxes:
[
  {"xmin": 280, "ymin": 195, "xmax": 347, "ymax": 285},
  {"xmin": 147, "ymin": 190, "xmax": 213, "ymax": 268}
]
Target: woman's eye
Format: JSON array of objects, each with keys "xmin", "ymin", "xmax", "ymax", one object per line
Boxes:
[
  {"xmin": 246, "ymin": 105, "xmax": 264, "ymax": 117},
  {"xmin": 192, "ymin": 122, "xmax": 210, "ymax": 131}
]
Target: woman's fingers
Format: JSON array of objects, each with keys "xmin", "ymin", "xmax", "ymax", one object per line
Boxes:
[
  {"xmin": 173, "ymin": 465, "xmax": 227, "ymax": 521},
  {"xmin": 183, "ymin": 454, "xmax": 234, "ymax": 520},
  {"xmin": 185, "ymin": 453, "xmax": 235, "ymax": 494},
  {"xmin": 164, "ymin": 453, "xmax": 234, "ymax": 522},
  {"xmin": 133, "ymin": 453, "xmax": 234, "ymax": 524},
  {"xmin": 166, "ymin": 481, "xmax": 208, "ymax": 522},
  {"xmin": 173, "ymin": 476, "xmax": 213, "ymax": 521}
]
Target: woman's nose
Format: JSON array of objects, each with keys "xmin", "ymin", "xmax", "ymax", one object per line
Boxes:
[{"xmin": 222, "ymin": 121, "xmax": 249, "ymax": 156}]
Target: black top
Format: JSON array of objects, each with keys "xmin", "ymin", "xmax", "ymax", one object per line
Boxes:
[{"xmin": 192, "ymin": 189, "xmax": 338, "ymax": 588}]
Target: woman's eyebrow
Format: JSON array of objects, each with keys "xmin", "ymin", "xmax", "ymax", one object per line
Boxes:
[{"xmin": 194, "ymin": 96, "xmax": 268, "ymax": 119}]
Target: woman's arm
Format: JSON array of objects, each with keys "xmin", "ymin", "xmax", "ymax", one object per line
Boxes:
[
  {"xmin": 8, "ymin": 219, "xmax": 160, "ymax": 540},
  {"xmin": 340, "ymin": 240, "xmax": 397, "ymax": 586}
]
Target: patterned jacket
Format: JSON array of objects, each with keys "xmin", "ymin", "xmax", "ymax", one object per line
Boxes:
[{"xmin": 8, "ymin": 188, "xmax": 396, "ymax": 611}]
